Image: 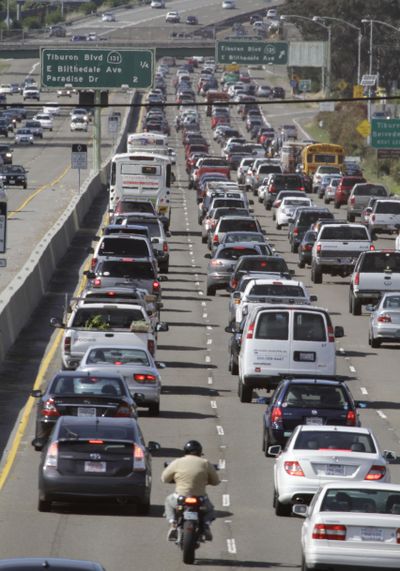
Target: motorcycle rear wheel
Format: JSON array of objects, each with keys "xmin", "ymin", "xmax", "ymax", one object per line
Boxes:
[{"xmin": 182, "ymin": 520, "xmax": 197, "ymax": 564}]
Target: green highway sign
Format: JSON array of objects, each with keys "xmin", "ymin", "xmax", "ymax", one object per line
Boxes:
[
  {"xmin": 216, "ymin": 41, "xmax": 288, "ymax": 65},
  {"xmin": 41, "ymin": 48, "xmax": 154, "ymax": 89},
  {"xmin": 371, "ymin": 118, "xmax": 400, "ymax": 149}
]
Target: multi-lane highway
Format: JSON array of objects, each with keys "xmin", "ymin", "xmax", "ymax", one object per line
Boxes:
[{"xmin": 0, "ymin": 2, "xmax": 399, "ymax": 571}]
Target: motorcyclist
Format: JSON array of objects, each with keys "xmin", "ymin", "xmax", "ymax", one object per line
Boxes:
[{"xmin": 161, "ymin": 440, "xmax": 220, "ymax": 541}]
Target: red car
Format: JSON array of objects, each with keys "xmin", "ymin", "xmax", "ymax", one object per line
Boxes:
[{"xmin": 334, "ymin": 176, "xmax": 366, "ymax": 208}]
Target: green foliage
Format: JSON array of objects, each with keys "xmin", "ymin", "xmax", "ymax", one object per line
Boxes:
[
  {"xmin": 79, "ymin": 1, "xmax": 97, "ymax": 14},
  {"xmin": 45, "ymin": 9, "xmax": 64, "ymax": 25},
  {"xmin": 22, "ymin": 15, "xmax": 42, "ymax": 29}
]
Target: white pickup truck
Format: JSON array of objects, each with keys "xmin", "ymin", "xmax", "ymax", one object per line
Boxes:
[
  {"xmin": 349, "ymin": 250, "xmax": 400, "ymax": 315},
  {"xmin": 50, "ymin": 302, "xmax": 168, "ymax": 370},
  {"xmin": 311, "ymin": 223, "xmax": 373, "ymax": 284}
]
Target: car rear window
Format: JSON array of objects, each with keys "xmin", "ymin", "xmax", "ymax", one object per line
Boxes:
[
  {"xmin": 258, "ymin": 164, "xmax": 282, "ymax": 174},
  {"xmin": 255, "ymin": 311, "xmax": 289, "ymax": 340},
  {"xmin": 239, "ymin": 257, "xmax": 287, "ymax": 273},
  {"xmin": 321, "ymin": 489, "xmax": 400, "ymax": 514},
  {"xmin": 51, "ymin": 375, "xmax": 125, "ymax": 396},
  {"xmin": 375, "ymin": 201, "xmax": 400, "ymax": 214},
  {"xmin": 353, "ymin": 185, "xmax": 387, "ymax": 197},
  {"xmin": 97, "ymin": 261, "xmax": 156, "ymax": 279},
  {"xmin": 215, "ymin": 208, "xmax": 249, "ymax": 220},
  {"xmin": 218, "ymin": 247, "xmax": 258, "ymax": 260},
  {"xmin": 321, "ymin": 226, "xmax": 369, "ymax": 240},
  {"xmin": 59, "ymin": 424, "xmax": 138, "ymax": 441},
  {"xmin": 293, "ymin": 311, "xmax": 326, "ymax": 342},
  {"xmin": 121, "ymin": 219, "xmax": 161, "ymax": 238},
  {"xmin": 72, "ymin": 307, "xmax": 145, "ymax": 328},
  {"xmin": 224, "ymin": 232, "xmax": 263, "ymax": 243},
  {"xmin": 249, "ymin": 284, "xmax": 304, "ymax": 297},
  {"xmin": 383, "ymin": 295, "xmax": 400, "ymax": 309},
  {"xmin": 220, "ymin": 219, "xmax": 257, "ymax": 232},
  {"xmin": 297, "ymin": 211, "xmax": 333, "ymax": 226},
  {"xmin": 99, "ymin": 238, "xmax": 150, "ymax": 257},
  {"xmin": 212, "ymin": 199, "xmax": 245, "ymax": 209},
  {"xmin": 293, "ymin": 430, "xmax": 376, "ymax": 453},
  {"xmin": 361, "ymin": 252, "xmax": 400, "ymax": 272},
  {"xmin": 282, "ymin": 384, "xmax": 348, "ymax": 409}
]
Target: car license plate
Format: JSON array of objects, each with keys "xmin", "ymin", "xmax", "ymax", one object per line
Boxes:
[
  {"xmin": 361, "ymin": 527, "xmax": 383, "ymax": 542},
  {"xmin": 325, "ymin": 464, "xmax": 345, "ymax": 476},
  {"xmin": 184, "ymin": 511, "xmax": 198, "ymax": 521},
  {"xmin": 78, "ymin": 407, "xmax": 96, "ymax": 417},
  {"xmin": 84, "ymin": 461, "xmax": 106, "ymax": 473},
  {"xmin": 9, "ymin": 179, "xmax": 15, "ymax": 184},
  {"xmin": 298, "ymin": 352, "xmax": 315, "ymax": 362},
  {"xmin": 284, "ymin": 431, "xmax": 292, "ymax": 437},
  {"xmin": 339, "ymin": 257, "xmax": 353, "ymax": 264},
  {"xmin": 306, "ymin": 417, "xmax": 323, "ymax": 425}
]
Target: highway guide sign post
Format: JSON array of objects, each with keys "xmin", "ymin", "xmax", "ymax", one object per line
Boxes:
[
  {"xmin": 40, "ymin": 48, "xmax": 154, "ymax": 89},
  {"xmin": 71, "ymin": 143, "xmax": 87, "ymax": 194},
  {"xmin": 216, "ymin": 41, "xmax": 288, "ymax": 65}
]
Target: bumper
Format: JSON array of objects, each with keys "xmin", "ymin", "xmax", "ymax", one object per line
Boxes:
[
  {"xmin": 372, "ymin": 325, "xmax": 400, "ymax": 340},
  {"xmin": 207, "ymin": 273, "xmax": 231, "ymax": 289},
  {"xmin": 126, "ymin": 383, "xmax": 160, "ymax": 404},
  {"xmin": 304, "ymin": 545, "xmax": 400, "ymax": 570},
  {"xmin": 243, "ymin": 374, "xmax": 282, "ymax": 391},
  {"xmin": 277, "ymin": 480, "xmax": 319, "ymax": 504}
]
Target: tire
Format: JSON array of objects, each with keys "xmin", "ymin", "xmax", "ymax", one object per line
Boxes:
[
  {"xmin": 298, "ymin": 259, "xmax": 305, "ymax": 269},
  {"xmin": 324, "ymin": 197, "xmax": 330, "ymax": 205},
  {"xmin": 238, "ymin": 379, "xmax": 252, "ymax": 403},
  {"xmin": 347, "ymin": 213, "xmax": 355, "ymax": 222},
  {"xmin": 23, "ymin": 183, "xmax": 27, "ymax": 189},
  {"xmin": 206, "ymin": 286, "xmax": 216, "ymax": 296},
  {"xmin": 334, "ymin": 201, "xmax": 340, "ymax": 209},
  {"xmin": 276, "ymin": 223, "xmax": 281, "ymax": 230},
  {"xmin": 230, "ymin": 353, "xmax": 238, "ymax": 375},
  {"xmin": 182, "ymin": 520, "xmax": 196, "ymax": 564},
  {"xmin": 370, "ymin": 335, "xmax": 381, "ymax": 348},
  {"xmin": 291, "ymin": 242, "xmax": 298, "ymax": 254},
  {"xmin": 351, "ymin": 293, "xmax": 361, "ymax": 316},
  {"xmin": 311, "ymin": 264, "xmax": 322, "ymax": 284},
  {"xmin": 263, "ymin": 428, "xmax": 271, "ymax": 457},
  {"xmin": 148, "ymin": 402, "xmax": 160, "ymax": 416},
  {"xmin": 301, "ymin": 556, "xmax": 311, "ymax": 571},
  {"xmin": 38, "ymin": 497, "xmax": 51, "ymax": 512},
  {"xmin": 274, "ymin": 491, "xmax": 292, "ymax": 517},
  {"xmin": 201, "ymin": 234, "xmax": 207, "ymax": 244}
]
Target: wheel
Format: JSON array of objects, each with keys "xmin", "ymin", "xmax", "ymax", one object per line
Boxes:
[
  {"xmin": 148, "ymin": 402, "xmax": 160, "ymax": 416},
  {"xmin": 159, "ymin": 262, "xmax": 169, "ymax": 273},
  {"xmin": 276, "ymin": 222, "xmax": 281, "ymax": 230},
  {"xmin": 291, "ymin": 242, "xmax": 298, "ymax": 253},
  {"xmin": 206, "ymin": 285, "xmax": 216, "ymax": 296},
  {"xmin": 351, "ymin": 292, "xmax": 361, "ymax": 316},
  {"xmin": 272, "ymin": 213, "xmax": 276, "ymax": 221},
  {"xmin": 370, "ymin": 335, "xmax": 381, "ymax": 348},
  {"xmin": 334, "ymin": 201, "xmax": 340, "ymax": 209},
  {"xmin": 265, "ymin": 203, "xmax": 271, "ymax": 211},
  {"xmin": 301, "ymin": 556, "xmax": 311, "ymax": 571},
  {"xmin": 311, "ymin": 264, "xmax": 322, "ymax": 284},
  {"xmin": 263, "ymin": 428, "xmax": 271, "ymax": 457},
  {"xmin": 38, "ymin": 497, "xmax": 51, "ymax": 512},
  {"xmin": 182, "ymin": 520, "xmax": 196, "ymax": 564},
  {"xmin": 136, "ymin": 500, "xmax": 150, "ymax": 515},
  {"xmin": 298, "ymin": 259, "xmax": 305, "ymax": 269},
  {"xmin": 258, "ymin": 195, "xmax": 262, "ymax": 203},
  {"xmin": 274, "ymin": 491, "xmax": 292, "ymax": 516},
  {"xmin": 347, "ymin": 213, "xmax": 355, "ymax": 222},
  {"xmin": 201, "ymin": 234, "xmax": 207, "ymax": 244},
  {"xmin": 238, "ymin": 379, "xmax": 252, "ymax": 403},
  {"xmin": 230, "ymin": 353, "xmax": 238, "ymax": 375}
]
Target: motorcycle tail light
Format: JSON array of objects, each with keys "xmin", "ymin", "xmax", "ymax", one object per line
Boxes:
[
  {"xmin": 365, "ymin": 465, "xmax": 386, "ymax": 480},
  {"xmin": 184, "ymin": 497, "xmax": 199, "ymax": 505}
]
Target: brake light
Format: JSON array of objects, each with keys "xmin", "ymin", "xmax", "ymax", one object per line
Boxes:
[
  {"xmin": 271, "ymin": 406, "xmax": 283, "ymax": 425},
  {"xmin": 293, "ymin": 228, "xmax": 299, "ymax": 236},
  {"xmin": 116, "ymin": 404, "xmax": 132, "ymax": 417},
  {"xmin": 246, "ymin": 321, "xmax": 255, "ymax": 339},
  {"xmin": 41, "ymin": 398, "xmax": 60, "ymax": 418},
  {"xmin": 184, "ymin": 497, "xmax": 199, "ymax": 505},
  {"xmin": 346, "ymin": 410, "xmax": 357, "ymax": 426},
  {"xmin": 284, "ymin": 461, "xmax": 304, "ymax": 477},
  {"xmin": 354, "ymin": 272, "xmax": 360, "ymax": 286},
  {"xmin": 133, "ymin": 444, "xmax": 146, "ymax": 471},
  {"xmin": 316, "ymin": 243, "xmax": 321, "ymax": 253},
  {"xmin": 305, "ymin": 244, "xmax": 313, "ymax": 251},
  {"xmin": 370, "ymin": 244, "xmax": 375, "ymax": 251},
  {"xmin": 148, "ymin": 339, "xmax": 155, "ymax": 356},
  {"xmin": 89, "ymin": 439, "xmax": 104, "ymax": 444},
  {"xmin": 44, "ymin": 442, "xmax": 58, "ymax": 469},
  {"xmin": 274, "ymin": 200, "xmax": 281, "ymax": 208},
  {"xmin": 134, "ymin": 373, "xmax": 157, "ymax": 383},
  {"xmin": 107, "ymin": 291, "xmax": 116, "ymax": 297},
  {"xmin": 269, "ymin": 184, "xmax": 276, "ymax": 193},
  {"xmin": 163, "ymin": 242, "xmax": 169, "ymax": 253},
  {"xmin": 312, "ymin": 524, "xmax": 346, "ymax": 540},
  {"xmin": 210, "ymin": 260, "xmax": 223, "ymax": 266},
  {"xmin": 213, "ymin": 234, "xmax": 219, "ymax": 245},
  {"xmin": 64, "ymin": 336, "xmax": 71, "ymax": 354},
  {"xmin": 365, "ymin": 465, "xmax": 386, "ymax": 480},
  {"xmin": 90, "ymin": 257, "xmax": 97, "ymax": 270},
  {"xmin": 327, "ymin": 325, "xmax": 335, "ymax": 343},
  {"xmin": 93, "ymin": 278, "xmax": 102, "ymax": 287},
  {"xmin": 378, "ymin": 314, "xmax": 392, "ymax": 323},
  {"xmin": 152, "ymin": 280, "xmax": 160, "ymax": 293}
]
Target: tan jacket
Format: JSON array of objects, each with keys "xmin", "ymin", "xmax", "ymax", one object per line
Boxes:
[{"xmin": 161, "ymin": 454, "xmax": 220, "ymax": 496}]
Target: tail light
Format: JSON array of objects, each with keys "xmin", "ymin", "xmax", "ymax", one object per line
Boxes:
[
  {"xmin": 350, "ymin": 196, "xmax": 355, "ymax": 205},
  {"xmin": 41, "ymin": 398, "xmax": 60, "ymax": 418},
  {"xmin": 148, "ymin": 339, "xmax": 155, "ymax": 356},
  {"xmin": 213, "ymin": 234, "xmax": 219, "ymax": 245},
  {"xmin": 134, "ymin": 373, "xmax": 157, "ymax": 383},
  {"xmin": 305, "ymin": 244, "xmax": 313, "ymax": 251},
  {"xmin": 231, "ymin": 278, "xmax": 238, "ymax": 289},
  {"xmin": 371, "ymin": 214, "xmax": 375, "ymax": 222},
  {"xmin": 93, "ymin": 278, "xmax": 102, "ymax": 287},
  {"xmin": 246, "ymin": 321, "xmax": 255, "ymax": 339},
  {"xmin": 269, "ymin": 184, "xmax": 276, "ymax": 193},
  {"xmin": 293, "ymin": 228, "xmax": 299, "ymax": 236},
  {"xmin": 116, "ymin": 403, "xmax": 132, "ymax": 417},
  {"xmin": 163, "ymin": 242, "xmax": 169, "ymax": 253},
  {"xmin": 64, "ymin": 336, "xmax": 71, "ymax": 354},
  {"xmin": 299, "ymin": 186, "xmax": 305, "ymax": 191},
  {"xmin": 365, "ymin": 465, "xmax": 386, "ymax": 480},
  {"xmin": 274, "ymin": 200, "xmax": 281, "ymax": 208},
  {"xmin": 353, "ymin": 272, "xmax": 360, "ymax": 287},
  {"xmin": 316, "ymin": 243, "xmax": 321, "ymax": 253},
  {"xmin": 152, "ymin": 280, "xmax": 160, "ymax": 293},
  {"xmin": 284, "ymin": 461, "xmax": 304, "ymax": 477},
  {"xmin": 90, "ymin": 257, "xmax": 97, "ymax": 270},
  {"xmin": 210, "ymin": 260, "xmax": 223, "ymax": 267},
  {"xmin": 378, "ymin": 314, "xmax": 392, "ymax": 323},
  {"xmin": 312, "ymin": 524, "xmax": 346, "ymax": 541},
  {"xmin": 370, "ymin": 244, "xmax": 375, "ymax": 251},
  {"xmin": 396, "ymin": 529, "xmax": 400, "ymax": 544},
  {"xmin": 133, "ymin": 444, "xmax": 146, "ymax": 471},
  {"xmin": 327, "ymin": 325, "xmax": 335, "ymax": 343},
  {"xmin": 44, "ymin": 442, "xmax": 58, "ymax": 469},
  {"xmin": 184, "ymin": 496, "xmax": 199, "ymax": 505},
  {"xmin": 271, "ymin": 406, "xmax": 283, "ymax": 425},
  {"xmin": 346, "ymin": 410, "xmax": 357, "ymax": 426}
]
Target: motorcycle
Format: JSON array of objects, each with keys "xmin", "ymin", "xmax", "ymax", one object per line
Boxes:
[{"xmin": 175, "ymin": 494, "xmax": 209, "ymax": 564}]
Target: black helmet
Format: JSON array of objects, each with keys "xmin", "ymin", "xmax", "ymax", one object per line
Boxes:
[{"xmin": 183, "ymin": 440, "xmax": 203, "ymax": 456}]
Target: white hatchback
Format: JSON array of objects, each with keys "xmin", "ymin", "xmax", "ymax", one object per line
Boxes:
[
  {"xmin": 33, "ymin": 113, "xmax": 53, "ymax": 131},
  {"xmin": 275, "ymin": 196, "xmax": 313, "ymax": 229}
]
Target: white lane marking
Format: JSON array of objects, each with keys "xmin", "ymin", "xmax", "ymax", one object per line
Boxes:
[
  {"xmin": 207, "ymin": 326, "xmax": 213, "ymax": 331},
  {"xmin": 194, "ymin": 274, "xmax": 198, "ymax": 278},
  {"xmin": 377, "ymin": 410, "xmax": 387, "ymax": 419},
  {"xmin": 205, "ymin": 355, "xmax": 210, "ymax": 363},
  {"xmin": 227, "ymin": 539, "xmax": 237, "ymax": 554},
  {"xmin": 208, "ymin": 376, "xmax": 213, "ymax": 384},
  {"xmin": 339, "ymin": 347, "xmax": 345, "ymax": 353},
  {"xmin": 198, "ymin": 291, "xmax": 204, "ymax": 295},
  {"xmin": 360, "ymin": 387, "xmax": 368, "ymax": 395},
  {"xmin": 30, "ymin": 62, "xmax": 39, "ymax": 74},
  {"xmin": 203, "ymin": 313, "xmax": 208, "ymax": 319},
  {"xmin": 207, "ymin": 338, "xmax": 212, "ymax": 345},
  {"xmin": 216, "ymin": 425, "xmax": 224, "ymax": 436},
  {"xmin": 222, "ymin": 494, "xmax": 230, "ymax": 507},
  {"xmin": 349, "ymin": 365, "xmax": 356, "ymax": 373},
  {"xmin": 195, "ymin": 281, "xmax": 200, "ymax": 286},
  {"xmin": 210, "ymin": 400, "xmax": 217, "ymax": 409},
  {"xmin": 218, "ymin": 459, "xmax": 226, "ymax": 470},
  {"xmin": 224, "ymin": 519, "xmax": 232, "ymax": 523},
  {"xmin": 201, "ymin": 301, "xmax": 207, "ymax": 306}
]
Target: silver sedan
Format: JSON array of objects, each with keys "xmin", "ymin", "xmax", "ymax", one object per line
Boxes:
[{"xmin": 369, "ymin": 292, "xmax": 400, "ymax": 348}]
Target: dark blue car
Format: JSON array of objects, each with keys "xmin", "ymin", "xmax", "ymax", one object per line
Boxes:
[{"xmin": 262, "ymin": 378, "xmax": 360, "ymax": 456}]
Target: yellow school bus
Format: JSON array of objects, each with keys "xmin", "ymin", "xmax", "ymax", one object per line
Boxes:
[{"xmin": 301, "ymin": 143, "xmax": 345, "ymax": 175}]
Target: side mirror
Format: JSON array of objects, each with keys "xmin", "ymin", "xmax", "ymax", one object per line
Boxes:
[
  {"xmin": 383, "ymin": 450, "xmax": 397, "ymax": 462},
  {"xmin": 224, "ymin": 325, "xmax": 235, "ymax": 333},
  {"xmin": 155, "ymin": 361, "xmax": 166, "ymax": 369},
  {"xmin": 232, "ymin": 291, "xmax": 241, "ymax": 300},
  {"xmin": 310, "ymin": 295, "xmax": 318, "ymax": 302},
  {"xmin": 267, "ymin": 445, "xmax": 281, "ymax": 457},
  {"xmin": 292, "ymin": 504, "xmax": 308, "ymax": 518},
  {"xmin": 49, "ymin": 317, "xmax": 64, "ymax": 328},
  {"xmin": 84, "ymin": 270, "xmax": 96, "ymax": 279},
  {"xmin": 204, "ymin": 253, "xmax": 211, "ymax": 259},
  {"xmin": 31, "ymin": 389, "xmax": 42, "ymax": 398},
  {"xmin": 31, "ymin": 438, "xmax": 45, "ymax": 452},
  {"xmin": 365, "ymin": 304, "xmax": 376, "ymax": 312},
  {"xmin": 334, "ymin": 325, "xmax": 344, "ymax": 338},
  {"xmin": 156, "ymin": 322, "xmax": 169, "ymax": 332},
  {"xmin": 147, "ymin": 441, "xmax": 161, "ymax": 454}
]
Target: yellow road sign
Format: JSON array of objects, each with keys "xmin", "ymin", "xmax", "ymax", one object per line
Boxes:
[
  {"xmin": 356, "ymin": 119, "xmax": 371, "ymax": 138},
  {"xmin": 353, "ymin": 85, "xmax": 364, "ymax": 98}
]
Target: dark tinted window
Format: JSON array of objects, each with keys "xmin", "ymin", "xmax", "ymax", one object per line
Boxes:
[
  {"xmin": 293, "ymin": 312, "xmax": 326, "ymax": 341},
  {"xmin": 375, "ymin": 201, "xmax": 400, "ymax": 214},
  {"xmin": 255, "ymin": 311, "xmax": 289, "ymax": 340},
  {"xmin": 99, "ymin": 238, "xmax": 150, "ymax": 257},
  {"xmin": 361, "ymin": 253, "xmax": 400, "ymax": 273},
  {"xmin": 224, "ymin": 232, "xmax": 264, "ymax": 243},
  {"xmin": 238, "ymin": 257, "xmax": 287, "ymax": 273},
  {"xmin": 249, "ymin": 284, "xmax": 305, "ymax": 297},
  {"xmin": 282, "ymin": 384, "xmax": 348, "ymax": 409},
  {"xmin": 297, "ymin": 210, "xmax": 333, "ymax": 226},
  {"xmin": 293, "ymin": 430, "xmax": 376, "ymax": 453},
  {"xmin": 220, "ymin": 219, "xmax": 257, "ymax": 232},
  {"xmin": 97, "ymin": 261, "xmax": 156, "ymax": 279},
  {"xmin": 86, "ymin": 347, "xmax": 149, "ymax": 366},
  {"xmin": 353, "ymin": 185, "xmax": 387, "ymax": 197},
  {"xmin": 321, "ymin": 226, "xmax": 369, "ymax": 240},
  {"xmin": 59, "ymin": 423, "xmax": 138, "ymax": 441},
  {"xmin": 116, "ymin": 201, "xmax": 154, "ymax": 213}
]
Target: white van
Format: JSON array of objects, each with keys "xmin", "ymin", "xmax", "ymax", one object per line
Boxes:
[{"xmin": 238, "ymin": 305, "xmax": 344, "ymax": 402}]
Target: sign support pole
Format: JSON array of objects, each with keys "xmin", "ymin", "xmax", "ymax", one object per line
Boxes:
[
  {"xmin": 78, "ymin": 167, "xmax": 81, "ymax": 194},
  {"xmin": 93, "ymin": 91, "xmax": 101, "ymax": 174}
]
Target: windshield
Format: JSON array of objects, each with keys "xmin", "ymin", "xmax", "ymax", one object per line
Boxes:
[
  {"xmin": 86, "ymin": 347, "xmax": 150, "ymax": 366},
  {"xmin": 293, "ymin": 430, "xmax": 376, "ymax": 453}
]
